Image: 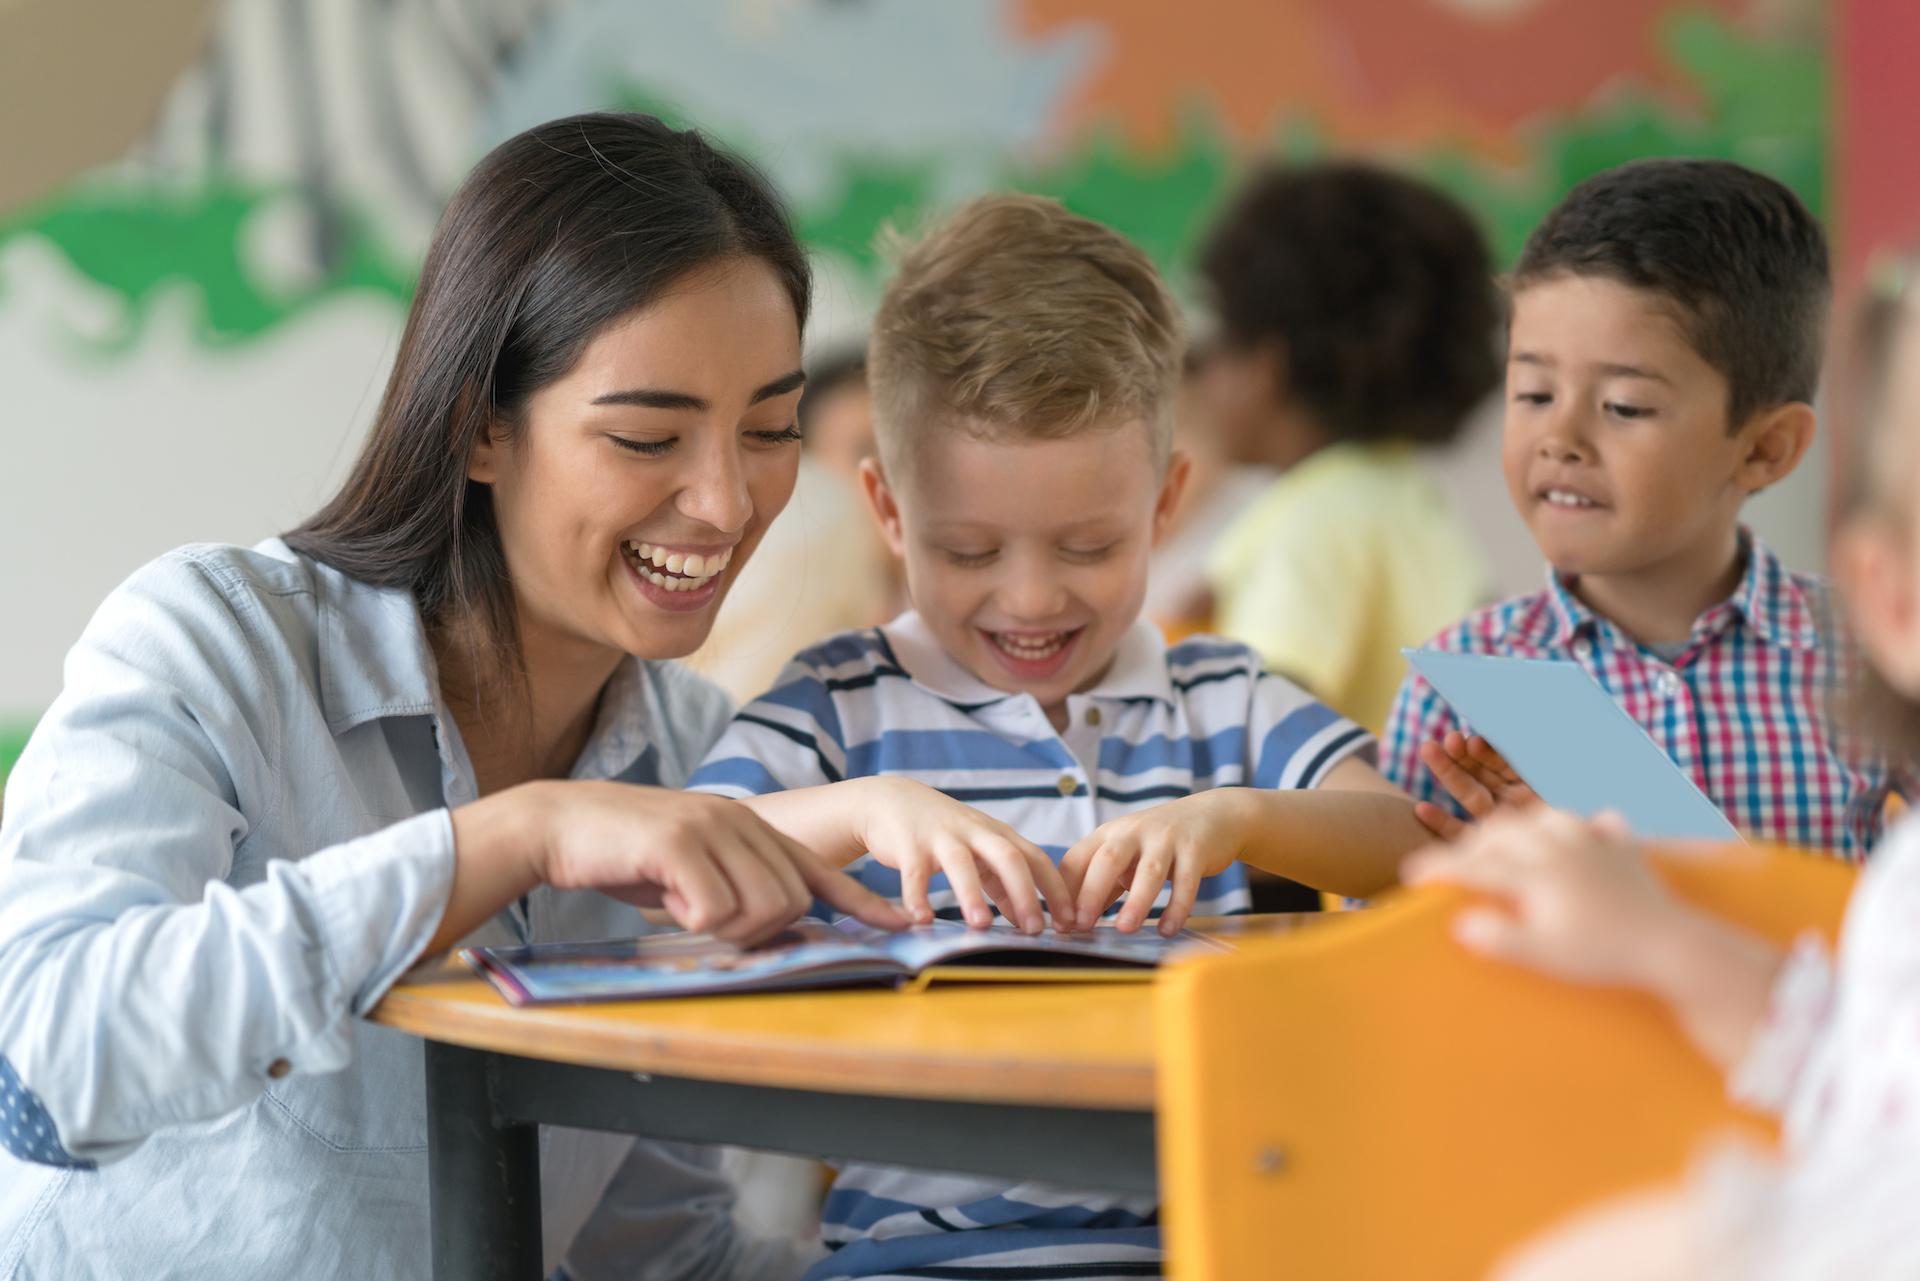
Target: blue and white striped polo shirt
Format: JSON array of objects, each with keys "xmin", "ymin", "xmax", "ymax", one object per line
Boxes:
[{"xmin": 689, "ymin": 610, "xmax": 1372, "ymax": 1280}]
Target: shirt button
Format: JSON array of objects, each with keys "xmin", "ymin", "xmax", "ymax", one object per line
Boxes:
[
  {"xmin": 1057, "ymin": 774, "xmax": 1078, "ymax": 797},
  {"xmin": 267, "ymin": 1058, "xmax": 293, "ymax": 1080},
  {"xmin": 1573, "ymin": 637, "xmax": 1594, "ymax": 660},
  {"xmin": 1658, "ymin": 672, "xmax": 1682, "ymax": 698},
  {"xmin": 1086, "ymin": 707, "xmax": 1102, "ymax": 728}
]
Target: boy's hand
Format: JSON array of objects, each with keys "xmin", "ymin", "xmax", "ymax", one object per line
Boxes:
[
  {"xmin": 1059, "ymin": 790, "xmax": 1251, "ymax": 937},
  {"xmin": 853, "ymin": 778, "xmax": 1075, "ymax": 933},
  {"xmin": 1415, "ymin": 731, "xmax": 1541, "ymax": 839},
  {"xmin": 1401, "ymin": 807, "xmax": 1686, "ymax": 988}
]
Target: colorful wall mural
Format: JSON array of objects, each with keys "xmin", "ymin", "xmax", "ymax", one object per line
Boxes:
[{"xmin": 0, "ymin": 0, "xmax": 1860, "ymax": 785}]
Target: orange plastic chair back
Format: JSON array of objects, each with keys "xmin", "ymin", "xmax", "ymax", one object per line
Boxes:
[{"xmin": 1156, "ymin": 844, "xmax": 1855, "ymax": 1281}]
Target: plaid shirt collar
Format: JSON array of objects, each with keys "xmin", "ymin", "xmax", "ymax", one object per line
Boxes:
[{"xmin": 1535, "ymin": 526, "xmax": 1821, "ymax": 655}]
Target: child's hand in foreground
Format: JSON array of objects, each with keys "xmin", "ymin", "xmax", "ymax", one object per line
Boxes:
[
  {"xmin": 853, "ymin": 777, "xmax": 1075, "ymax": 933},
  {"xmin": 1415, "ymin": 731, "xmax": 1541, "ymax": 839},
  {"xmin": 1401, "ymin": 807, "xmax": 1685, "ymax": 987},
  {"xmin": 1059, "ymin": 790, "xmax": 1254, "ymax": 937}
]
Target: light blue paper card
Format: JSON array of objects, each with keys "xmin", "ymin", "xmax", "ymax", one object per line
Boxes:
[{"xmin": 1404, "ymin": 649, "xmax": 1741, "ymax": 841}]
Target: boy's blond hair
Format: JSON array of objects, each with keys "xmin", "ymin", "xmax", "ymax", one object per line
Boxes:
[{"xmin": 867, "ymin": 194, "xmax": 1184, "ymax": 474}]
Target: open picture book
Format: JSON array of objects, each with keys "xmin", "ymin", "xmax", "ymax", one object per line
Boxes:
[{"xmin": 460, "ymin": 917, "xmax": 1228, "ymax": 1005}]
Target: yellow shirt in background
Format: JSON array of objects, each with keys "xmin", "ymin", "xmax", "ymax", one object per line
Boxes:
[{"xmin": 1207, "ymin": 442, "xmax": 1489, "ymax": 732}]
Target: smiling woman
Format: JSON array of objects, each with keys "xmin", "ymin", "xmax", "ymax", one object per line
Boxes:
[{"xmin": 0, "ymin": 113, "xmax": 904, "ymax": 1281}]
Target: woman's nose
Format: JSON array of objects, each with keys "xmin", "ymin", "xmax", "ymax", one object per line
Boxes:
[{"xmin": 676, "ymin": 439, "xmax": 755, "ymax": 536}]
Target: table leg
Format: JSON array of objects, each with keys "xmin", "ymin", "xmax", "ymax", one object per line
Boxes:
[{"xmin": 425, "ymin": 1041, "xmax": 543, "ymax": 1281}]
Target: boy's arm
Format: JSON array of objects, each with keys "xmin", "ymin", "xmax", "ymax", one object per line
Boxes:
[{"xmin": 1230, "ymin": 756, "xmax": 1428, "ymax": 898}]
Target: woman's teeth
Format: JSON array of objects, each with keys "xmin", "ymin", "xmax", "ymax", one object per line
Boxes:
[
  {"xmin": 1543, "ymin": 489, "xmax": 1598, "ymax": 509},
  {"xmin": 992, "ymin": 630, "xmax": 1071, "ymax": 660},
  {"xmin": 622, "ymin": 540, "xmax": 732, "ymax": 592}
]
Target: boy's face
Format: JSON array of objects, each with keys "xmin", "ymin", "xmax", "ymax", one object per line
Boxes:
[
  {"xmin": 1502, "ymin": 274, "xmax": 1771, "ymax": 580},
  {"xmin": 861, "ymin": 421, "xmax": 1186, "ymax": 719}
]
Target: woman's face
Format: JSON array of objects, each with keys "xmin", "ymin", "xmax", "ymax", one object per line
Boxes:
[{"xmin": 469, "ymin": 257, "xmax": 805, "ymax": 665}]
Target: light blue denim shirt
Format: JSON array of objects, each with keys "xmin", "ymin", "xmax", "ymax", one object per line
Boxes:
[{"xmin": 0, "ymin": 541, "xmax": 808, "ymax": 1281}]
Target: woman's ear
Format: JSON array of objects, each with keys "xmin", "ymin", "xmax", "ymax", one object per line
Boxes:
[
  {"xmin": 467, "ymin": 425, "xmax": 502, "ymax": 484},
  {"xmin": 858, "ymin": 456, "xmax": 908, "ymax": 558},
  {"xmin": 1735, "ymin": 402, "xmax": 1816, "ymax": 495}
]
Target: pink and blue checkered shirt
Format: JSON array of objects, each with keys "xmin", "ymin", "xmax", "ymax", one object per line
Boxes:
[{"xmin": 1381, "ymin": 530, "xmax": 1903, "ymax": 860}]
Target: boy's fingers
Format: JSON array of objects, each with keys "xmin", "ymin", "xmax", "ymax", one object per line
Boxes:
[
  {"xmin": 934, "ymin": 841, "xmax": 994, "ymax": 929},
  {"xmin": 1413, "ymin": 800, "xmax": 1467, "ymax": 841},
  {"xmin": 1467, "ymin": 736, "xmax": 1523, "ymax": 785},
  {"xmin": 972, "ymin": 841, "xmax": 1043, "ymax": 934},
  {"xmin": 1114, "ymin": 848, "xmax": 1172, "ymax": 934},
  {"xmin": 1072, "ymin": 844, "xmax": 1131, "ymax": 929},
  {"xmin": 898, "ymin": 857, "xmax": 935, "ymax": 925},
  {"xmin": 1057, "ymin": 836, "xmax": 1097, "ymax": 901},
  {"xmin": 1420, "ymin": 741, "xmax": 1496, "ymax": 816},
  {"xmin": 794, "ymin": 850, "xmax": 911, "ymax": 931},
  {"xmin": 1158, "ymin": 851, "xmax": 1205, "ymax": 938}
]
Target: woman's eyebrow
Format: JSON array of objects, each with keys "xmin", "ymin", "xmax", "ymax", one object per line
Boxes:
[{"xmin": 590, "ymin": 368, "xmax": 806, "ymax": 412}]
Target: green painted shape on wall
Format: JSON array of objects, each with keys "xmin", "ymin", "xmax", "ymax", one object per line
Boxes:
[
  {"xmin": 0, "ymin": 180, "xmax": 413, "ymax": 350},
  {"xmin": 0, "ymin": 720, "xmax": 31, "ymax": 794}
]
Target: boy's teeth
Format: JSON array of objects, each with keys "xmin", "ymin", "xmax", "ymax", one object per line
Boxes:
[
  {"xmin": 1545, "ymin": 489, "xmax": 1595, "ymax": 508},
  {"xmin": 994, "ymin": 631, "xmax": 1069, "ymax": 659}
]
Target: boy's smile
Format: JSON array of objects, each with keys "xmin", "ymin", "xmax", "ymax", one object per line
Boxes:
[{"xmin": 862, "ymin": 423, "xmax": 1185, "ymax": 730}]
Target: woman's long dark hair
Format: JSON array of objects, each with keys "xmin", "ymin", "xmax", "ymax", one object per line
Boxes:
[{"xmin": 286, "ymin": 113, "xmax": 810, "ymax": 684}]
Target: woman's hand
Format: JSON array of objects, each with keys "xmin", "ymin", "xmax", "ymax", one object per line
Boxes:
[
  {"xmin": 851, "ymin": 778, "xmax": 1075, "ymax": 933},
  {"xmin": 1059, "ymin": 790, "xmax": 1252, "ymax": 937},
  {"xmin": 1414, "ymin": 731, "xmax": 1541, "ymax": 839},
  {"xmin": 435, "ymin": 782, "xmax": 907, "ymax": 952}
]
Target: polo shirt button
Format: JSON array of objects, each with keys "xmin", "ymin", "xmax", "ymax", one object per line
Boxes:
[
  {"xmin": 1057, "ymin": 774, "xmax": 1078, "ymax": 797},
  {"xmin": 267, "ymin": 1058, "xmax": 293, "ymax": 1080},
  {"xmin": 1086, "ymin": 707, "xmax": 1102, "ymax": 727}
]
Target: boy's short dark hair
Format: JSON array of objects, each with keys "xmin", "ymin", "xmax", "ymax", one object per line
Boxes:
[
  {"xmin": 1513, "ymin": 158, "xmax": 1831, "ymax": 430},
  {"xmin": 1198, "ymin": 162, "xmax": 1500, "ymax": 447}
]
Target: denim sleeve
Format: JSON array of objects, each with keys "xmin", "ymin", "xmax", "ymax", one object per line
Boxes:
[{"xmin": 0, "ymin": 554, "xmax": 454, "ymax": 1166}]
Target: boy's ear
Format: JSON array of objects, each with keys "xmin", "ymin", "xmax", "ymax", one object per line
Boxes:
[
  {"xmin": 1151, "ymin": 450, "xmax": 1194, "ymax": 546},
  {"xmin": 1734, "ymin": 401, "xmax": 1816, "ymax": 495},
  {"xmin": 858, "ymin": 456, "xmax": 909, "ymax": 558}
]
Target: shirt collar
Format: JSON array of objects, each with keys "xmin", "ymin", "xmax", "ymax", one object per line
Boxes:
[
  {"xmin": 1534, "ymin": 526, "xmax": 1819, "ymax": 653},
  {"xmin": 878, "ymin": 610, "xmax": 1175, "ymax": 708}
]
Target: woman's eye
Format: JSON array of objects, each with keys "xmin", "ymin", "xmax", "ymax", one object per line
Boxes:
[
  {"xmin": 749, "ymin": 425, "xmax": 804, "ymax": 446},
  {"xmin": 611, "ymin": 436, "xmax": 674, "ymax": 456}
]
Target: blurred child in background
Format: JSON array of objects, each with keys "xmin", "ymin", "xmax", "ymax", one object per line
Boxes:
[{"xmin": 1195, "ymin": 162, "xmax": 1499, "ymax": 730}]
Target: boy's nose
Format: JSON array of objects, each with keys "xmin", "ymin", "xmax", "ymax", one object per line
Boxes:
[
  {"xmin": 1000, "ymin": 564, "xmax": 1069, "ymax": 620},
  {"xmin": 1536, "ymin": 413, "xmax": 1593, "ymax": 463}
]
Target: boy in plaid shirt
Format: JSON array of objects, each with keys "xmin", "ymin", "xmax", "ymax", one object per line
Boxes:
[{"xmin": 1382, "ymin": 159, "xmax": 1902, "ymax": 858}]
